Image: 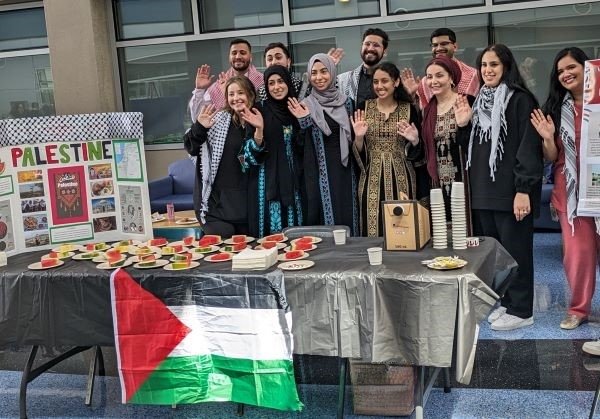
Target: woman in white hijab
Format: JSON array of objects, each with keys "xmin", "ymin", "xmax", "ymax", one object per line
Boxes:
[{"xmin": 288, "ymin": 53, "xmax": 359, "ymax": 235}]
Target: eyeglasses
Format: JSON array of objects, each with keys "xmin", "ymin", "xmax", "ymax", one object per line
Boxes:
[
  {"xmin": 362, "ymin": 41, "xmax": 383, "ymax": 49},
  {"xmin": 430, "ymin": 41, "xmax": 454, "ymax": 48}
]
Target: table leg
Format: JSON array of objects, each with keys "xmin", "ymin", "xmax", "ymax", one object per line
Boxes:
[
  {"xmin": 85, "ymin": 346, "xmax": 104, "ymax": 406},
  {"xmin": 236, "ymin": 403, "xmax": 245, "ymax": 416},
  {"xmin": 337, "ymin": 357, "xmax": 348, "ymax": 419},
  {"xmin": 589, "ymin": 375, "xmax": 600, "ymax": 419},
  {"xmin": 19, "ymin": 346, "xmax": 92, "ymax": 419},
  {"xmin": 443, "ymin": 367, "xmax": 452, "ymax": 393}
]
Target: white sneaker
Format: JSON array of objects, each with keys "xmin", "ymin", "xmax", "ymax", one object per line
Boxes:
[
  {"xmin": 487, "ymin": 306, "xmax": 507, "ymax": 324},
  {"xmin": 583, "ymin": 340, "xmax": 600, "ymax": 356},
  {"xmin": 491, "ymin": 313, "xmax": 534, "ymax": 331}
]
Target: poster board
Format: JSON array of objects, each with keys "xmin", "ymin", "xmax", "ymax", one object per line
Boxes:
[
  {"xmin": 0, "ymin": 112, "xmax": 152, "ymax": 255},
  {"xmin": 578, "ymin": 59, "xmax": 600, "ymax": 216}
]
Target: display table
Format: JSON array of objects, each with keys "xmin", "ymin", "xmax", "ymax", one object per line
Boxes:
[{"xmin": 0, "ymin": 237, "xmax": 515, "ymax": 418}]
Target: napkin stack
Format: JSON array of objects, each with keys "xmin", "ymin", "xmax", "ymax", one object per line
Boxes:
[{"xmin": 232, "ymin": 247, "xmax": 278, "ymax": 270}]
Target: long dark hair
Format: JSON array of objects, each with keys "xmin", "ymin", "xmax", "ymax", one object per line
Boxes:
[
  {"xmin": 476, "ymin": 44, "xmax": 538, "ymax": 105},
  {"xmin": 372, "ymin": 62, "xmax": 413, "ymax": 104},
  {"xmin": 542, "ymin": 47, "xmax": 589, "ymax": 131}
]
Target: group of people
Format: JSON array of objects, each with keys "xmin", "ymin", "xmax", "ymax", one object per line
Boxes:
[{"xmin": 183, "ymin": 28, "xmax": 599, "ymax": 337}]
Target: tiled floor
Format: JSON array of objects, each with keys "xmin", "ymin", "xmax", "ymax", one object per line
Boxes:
[{"xmin": 2, "ymin": 232, "xmax": 600, "ymax": 418}]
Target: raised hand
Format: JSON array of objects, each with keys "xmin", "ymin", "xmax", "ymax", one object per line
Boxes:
[
  {"xmin": 217, "ymin": 72, "xmax": 228, "ymax": 94},
  {"xmin": 240, "ymin": 107, "xmax": 264, "ymax": 130},
  {"xmin": 197, "ymin": 104, "xmax": 217, "ymax": 128},
  {"xmin": 350, "ymin": 109, "xmax": 368, "ymax": 137},
  {"xmin": 453, "ymin": 95, "xmax": 472, "ymax": 127},
  {"xmin": 530, "ymin": 109, "xmax": 555, "ymax": 142},
  {"xmin": 195, "ymin": 65, "xmax": 215, "ymax": 90},
  {"xmin": 288, "ymin": 97, "xmax": 310, "ymax": 119},
  {"xmin": 327, "ymin": 48, "xmax": 345, "ymax": 66},
  {"xmin": 397, "ymin": 120, "xmax": 419, "ymax": 146},
  {"xmin": 400, "ymin": 68, "xmax": 420, "ymax": 97}
]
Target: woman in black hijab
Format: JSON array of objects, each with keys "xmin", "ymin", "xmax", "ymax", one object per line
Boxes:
[{"xmin": 245, "ymin": 65, "xmax": 304, "ymax": 238}]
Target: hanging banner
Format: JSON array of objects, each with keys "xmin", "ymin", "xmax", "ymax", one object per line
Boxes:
[{"xmin": 0, "ymin": 112, "xmax": 151, "ymax": 255}]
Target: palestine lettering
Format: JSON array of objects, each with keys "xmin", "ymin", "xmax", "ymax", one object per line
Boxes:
[{"xmin": 10, "ymin": 140, "xmax": 112, "ymax": 168}]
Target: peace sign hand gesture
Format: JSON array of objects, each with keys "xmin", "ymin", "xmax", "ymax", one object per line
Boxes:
[
  {"xmin": 197, "ymin": 104, "xmax": 217, "ymax": 128},
  {"xmin": 288, "ymin": 98, "xmax": 310, "ymax": 119}
]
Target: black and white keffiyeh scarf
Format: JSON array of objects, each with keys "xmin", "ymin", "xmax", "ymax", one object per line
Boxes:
[
  {"xmin": 560, "ymin": 93, "xmax": 600, "ymax": 235},
  {"xmin": 198, "ymin": 111, "xmax": 232, "ymax": 222},
  {"xmin": 467, "ymin": 83, "xmax": 514, "ymax": 181}
]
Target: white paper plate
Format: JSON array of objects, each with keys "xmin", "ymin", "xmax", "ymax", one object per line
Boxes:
[
  {"xmin": 284, "ymin": 244, "xmax": 316, "ymax": 252},
  {"xmin": 278, "ymin": 252, "xmax": 310, "ymax": 261},
  {"xmin": 170, "ymin": 253, "xmax": 204, "ymax": 262},
  {"xmin": 257, "ymin": 235, "xmax": 288, "ymax": 244},
  {"xmin": 52, "ymin": 244, "xmax": 83, "ymax": 253},
  {"xmin": 278, "ymin": 260, "xmax": 315, "ymax": 271},
  {"xmin": 223, "ymin": 236, "xmax": 255, "ymax": 245},
  {"xmin": 28, "ymin": 260, "xmax": 65, "ymax": 270},
  {"xmin": 111, "ymin": 240, "xmax": 142, "ymax": 248},
  {"xmin": 169, "ymin": 239, "xmax": 196, "ymax": 248},
  {"xmin": 160, "ymin": 246, "xmax": 190, "ymax": 256},
  {"xmin": 96, "ymin": 259, "xmax": 133, "ymax": 270},
  {"xmin": 175, "ymin": 218, "xmax": 198, "ymax": 225},
  {"xmin": 42, "ymin": 251, "xmax": 74, "ymax": 260},
  {"xmin": 151, "ymin": 216, "xmax": 166, "ymax": 223},
  {"xmin": 254, "ymin": 242, "xmax": 287, "ymax": 250},
  {"xmin": 81, "ymin": 243, "xmax": 110, "ymax": 252},
  {"xmin": 130, "ymin": 246, "xmax": 161, "ymax": 256},
  {"xmin": 290, "ymin": 236, "xmax": 323, "ymax": 244},
  {"xmin": 205, "ymin": 253, "xmax": 233, "ymax": 263},
  {"xmin": 133, "ymin": 259, "xmax": 169, "ymax": 269},
  {"xmin": 191, "ymin": 245, "xmax": 220, "ymax": 254},
  {"xmin": 220, "ymin": 245, "xmax": 251, "ymax": 253},
  {"xmin": 73, "ymin": 252, "xmax": 103, "ymax": 261},
  {"xmin": 196, "ymin": 236, "xmax": 223, "ymax": 247},
  {"xmin": 163, "ymin": 261, "xmax": 200, "ymax": 270}
]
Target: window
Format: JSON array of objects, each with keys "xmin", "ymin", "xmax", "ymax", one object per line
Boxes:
[
  {"xmin": 0, "ymin": 8, "xmax": 48, "ymax": 52},
  {"xmin": 199, "ymin": 0, "xmax": 283, "ymax": 32},
  {"xmin": 113, "ymin": 0, "xmax": 193, "ymax": 40},
  {"xmin": 493, "ymin": 3, "xmax": 600, "ymax": 103},
  {"xmin": 289, "ymin": 0, "xmax": 379, "ymax": 24},
  {"xmin": 0, "ymin": 55, "xmax": 55, "ymax": 120},
  {"xmin": 387, "ymin": 0, "xmax": 483, "ymax": 15}
]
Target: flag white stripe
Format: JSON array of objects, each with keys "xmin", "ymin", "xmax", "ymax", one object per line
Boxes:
[{"xmin": 167, "ymin": 305, "xmax": 293, "ymax": 361}]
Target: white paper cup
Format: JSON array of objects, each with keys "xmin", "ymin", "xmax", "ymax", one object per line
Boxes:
[
  {"xmin": 466, "ymin": 237, "xmax": 480, "ymax": 247},
  {"xmin": 430, "ymin": 188, "xmax": 444, "ymax": 204},
  {"xmin": 333, "ymin": 229, "xmax": 347, "ymax": 245},
  {"xmin": 367, "ymin": 247, "xmax": 383, "ymax": 265}
]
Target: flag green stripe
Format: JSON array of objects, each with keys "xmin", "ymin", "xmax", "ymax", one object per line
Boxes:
[{"xmin": 129, "ymin": 354, "xmax": 303, "ymax": 411}]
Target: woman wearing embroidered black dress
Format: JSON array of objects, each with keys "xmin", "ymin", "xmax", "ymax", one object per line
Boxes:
[
  {"xmin": 288, "ymin": 53, "xmax": 359, "ymax": 235},
  {"xmin": 349, "ymin": 62, "xmax": 423, "ymax": 237},
  {"xmin": 184, "ymin": 76, "xmax": 265, "ymax": 238},
  {"xmin": 245, "ymin": 65, "xmax": 303, "ymax": 238},
  {"xmin": 454, "ymin": 44, "xmax": 543, "ymax": 331}
]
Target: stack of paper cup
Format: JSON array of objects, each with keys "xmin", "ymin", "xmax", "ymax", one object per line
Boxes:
[
  {"xmin": 451, "ymin": 182, "xmax": 468, "ymax": 249},
  {"xmin": 430, "ymin": 188, "xmax": 447, "ymax": 249}
]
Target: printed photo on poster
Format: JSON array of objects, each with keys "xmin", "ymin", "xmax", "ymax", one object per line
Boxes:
[
  {"xmin": 23, "ymin": 214, "xmax": 48, "ymax": 231},
  {"xmin": 19, "ymin": 182, "xmax": 44, "ymax": 199},
  {"xmin": 92, "ymin": 197, "xmax": 116, "ymax": 214},
  {"xmin": 21, "ymin": 198, "xmax": 47, "ymax": 213},
  {"xmin": 0, "ymin": 200, "xmax": 15, "ymax": 252},
  {"xmin": 93, "ymin": 216, "xmax": 117, "ymax": 233},
  {"xmin": 17, "ymin": 170, "xmax": 43, "ymax": 183},
  {"xmin": 113, "ymin": 140, "xmax": 143, "ymax": 181},
  {"xmin": 119, "ymin": 185, "xmax": 145, "ymax": 234},
  {"xmin": 89, "ymin": 163, "xmax": 113, "ymax": 180},
  {"xmin": 47, "ymin": 166, "xmax": 89, "ymax": 225},
  {"xmin": 24, "ymin": 230, "xmax": 50, "ymax": 248},
  {"xmin": 90, "ymin": 179, "xmax": 114, "ymax": 197}
]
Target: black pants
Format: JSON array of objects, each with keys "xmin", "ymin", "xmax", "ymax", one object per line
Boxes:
[
  {"xmin": 473, "ymin": 209, "xmax": 534, "ymax": 318},
  {"xmin": 196, "ymin": 211, "xmax": 249, "ymax": 239}
]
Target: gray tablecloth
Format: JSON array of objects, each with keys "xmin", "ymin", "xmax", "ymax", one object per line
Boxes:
[{"xmin": 0, "ymin": 237, "xmax": 515, "ymax": 384}]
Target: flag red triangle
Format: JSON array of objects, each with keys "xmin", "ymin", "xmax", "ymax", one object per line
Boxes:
[{"xmin": 111, "ymin": 269, "xmax": 191, "ymax": 402}]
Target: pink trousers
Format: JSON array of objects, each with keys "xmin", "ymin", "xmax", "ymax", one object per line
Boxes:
[{"xmin": 557, "ymin": 211, "xmax": 600, "ymax": 318}]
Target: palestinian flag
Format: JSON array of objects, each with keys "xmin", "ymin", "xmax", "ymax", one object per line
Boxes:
[{"xmin": 109, "ymin": 269, "xmax": 303, "ymax": 411}]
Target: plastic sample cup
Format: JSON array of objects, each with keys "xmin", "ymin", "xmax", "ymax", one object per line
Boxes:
[
  {"xmin": 367, "ymin": 247, "xmax": 383, "ymax": 265},
  {"xmin": 333, "ymin": 229, "xmax": 346, "ymax": 245},
  {"xmin": 166, "ymin": 203, "xmax": 175, "ymax": 221}
]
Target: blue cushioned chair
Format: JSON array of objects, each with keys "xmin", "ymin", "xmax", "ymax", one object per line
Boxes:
[{"xmin": 148, "ymin": 158, "xmax": 195, "ymax": 213}]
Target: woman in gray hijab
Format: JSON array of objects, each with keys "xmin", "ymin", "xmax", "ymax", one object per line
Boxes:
[{"xmin": 288, "ymin": 53, "xmax": 359, "ymax": 235}]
